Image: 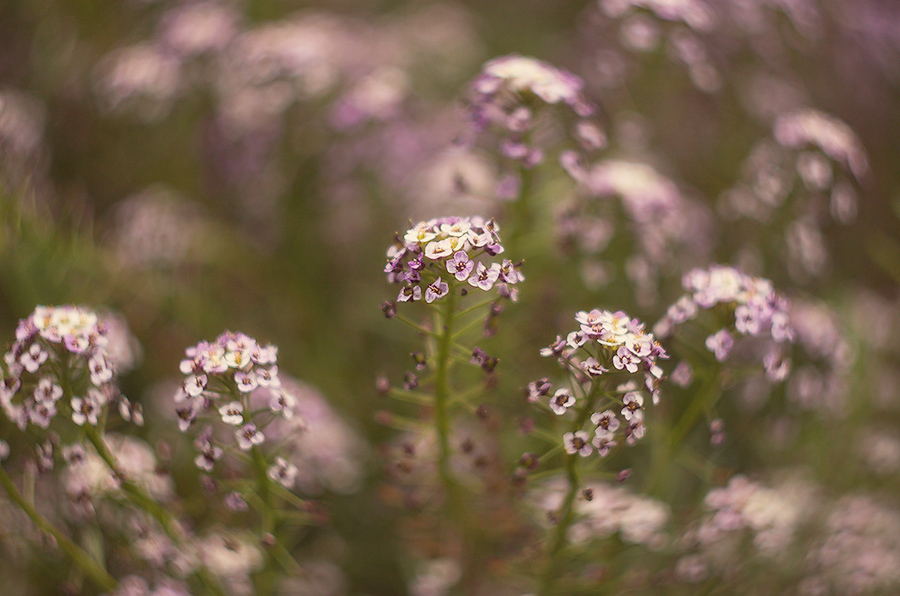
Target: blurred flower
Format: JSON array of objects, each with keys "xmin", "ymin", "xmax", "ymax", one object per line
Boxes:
[
  {"xmin": 94, "ymin": 44, "xmax": 183, "ymax": 121},
  {"xmin": 533, "ymin": 477, "xmax": 670, "ymax": 549},
  {"xmin": 656, "ymin": 265, "xmax": 794, "ymax": 374},
  {"xmin": 1, "ymin": 305, "xmax": 129, "ymax": 434}
]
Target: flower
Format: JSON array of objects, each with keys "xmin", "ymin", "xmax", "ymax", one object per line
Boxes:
[
  {"xmin": 564, "ymin": 430, "xmax": 593, "ymax": 456},
  {"xmin": 1, "ymin": 305, "xmax": 128, "ymax": 432},
  {"xmin": 176, "ymin": 331, "xmax": 298, "ymax": 469},
  {"xmin": 465, "ymin": 54, "xmax": 603, "ymax": 185},
  {"xmin": 385, "ymin": 216, "xmax": 521, "ymax": 306},
  {"xmin": 549, "ymin": 388, "xmax": 576, "ymax": 415},
  {"xmin": 267, "ymin": 456, "xmax": 299, "ymax": 488},
  {"xmin": 533, "ymin": 308, "xmax": 667, "ymax": 456},
  {"xmin": 236, "ymin": 423, "xmax": 265, "ymax": 450},
  {"xmin": 656, "ymin": 264, "xmax": 794, "ymax": 374}
]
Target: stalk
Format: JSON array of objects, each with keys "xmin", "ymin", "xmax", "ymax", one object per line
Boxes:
[
  {"xmin": 0, "ymin": 464, "xmax": 117, "ymax": 592},
  {"xmin": 539, "ymin": 379, "xmax": 604, "ymax": 595},
  {"xmin": 433, "ymin": 281, "xmax": 459, "ymax": 496}
]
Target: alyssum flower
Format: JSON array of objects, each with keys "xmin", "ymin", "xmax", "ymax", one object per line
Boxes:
[
  {"xmin": 174, "ymin": 331, "xmax": 297, "ymax": 470},
  {"xmin": 654, "ymin": 264, "xmax": 794, "ymax": 380},
  {"xmin": 535, "ymin": 308, "xmax": 668, "ymax": 453},
  {"xmin": 384, "ymin": 215, "xmax": 523, "ymax": 307},
  {"xmin": 0, "ymin": 305, "xmax": 131, "ymax": 433}
]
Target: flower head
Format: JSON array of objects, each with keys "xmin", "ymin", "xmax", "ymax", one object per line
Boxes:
[
  {"xmin": 1, "ymin": 306, "xmax": 129, "ymax": 433},
  {"xmin": 385, "ymin": 216, "xmax": 521, "ymax": 306}
]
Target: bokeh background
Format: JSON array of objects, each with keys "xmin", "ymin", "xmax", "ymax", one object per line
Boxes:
[{"xmin": 1, "ymin": 0, "xmax": 900, "ymax": 594}]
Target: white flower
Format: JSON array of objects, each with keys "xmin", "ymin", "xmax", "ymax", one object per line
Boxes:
[
  {"xmin": 549, "ymin": 388, "xmax": 576, "ymax": 415},
  {"xmin": 564, "ymin": 430, "xmax": 593, "ymax": 456},
  {"xmin": 219, "ymin": 401, "xmax": 244, "ymax": 426},
  {"xmin": 236, "ymin": 423, "xmax": 265, "ymax": 450},
  {"xmin": 267, "ymin": 456, "xmax": 299, "ymax": 488}
]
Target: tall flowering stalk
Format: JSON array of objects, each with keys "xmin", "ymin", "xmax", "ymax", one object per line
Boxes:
[
  {"xmin": 523, "ymin": 308, "xmax": 667, "ymax": 594},
  {"xmin": 465, "ymin": 55, "xmax": 605, "ymax": 252},
  {"xmin": 382, "ymin": 216, "xmax": 523, "ymax": 500},
  {"xmin": 174, "ymin": 331, "xmax": 310, "ymax": 596},
  {"xmin": 0, "ymin": 306, "xmax": 151, "ymax": 592},
  {"xmin": 650, "ymin": 264, "xmax": 794, "ymax": 492}
]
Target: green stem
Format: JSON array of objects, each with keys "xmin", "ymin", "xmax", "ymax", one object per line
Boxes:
[
  {"xmin": 434, "ymin": 282, "xmax": 458, "ymax": 497},
  {"xmin": 0, "ymin": 465, "xmax": 117, "ymax": 592},
  {"xmin": 539, "ymin": 453, "xmax": 579, "ymax": 596},
  {"xmin": 252, "ymin": 446, "xmax": 277, "ymax": 596},
  {"xmin": 539, "ymin": 380, "xmax": 605, "ymax": 595},
  {"xmin": 669, "ymin": 368, "xmax": 721, "ymax": 450},
  {"xmin": 83, "ymin": 425, "xmax": 183, "ymax": 541},
  {"xmin": 82, "ymin": 427, "xmax": 228, "ymax": 596},
  {"xmin": 648, "ymin": 367, "xmax": 721, "ymax": 496}
]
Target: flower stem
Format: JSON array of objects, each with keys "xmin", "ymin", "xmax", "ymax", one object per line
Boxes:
[
  {"xmin": 434, "ymin": 282, "xmax": 458, "ymax": 496},
  {"xmin": 539, "ymin": 379, "xmax": 604, "ymax": 594},
  {"xmin": 0, "ymin": 464, "xmax": 117, "ymax": 592}
]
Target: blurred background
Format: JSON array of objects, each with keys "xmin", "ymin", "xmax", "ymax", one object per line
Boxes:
[{"xmin": 1, "ymin": 0, "xmax": 899, "ymax": 594}]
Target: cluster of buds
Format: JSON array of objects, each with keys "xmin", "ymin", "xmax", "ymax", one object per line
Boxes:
[
  {"xmin": 654, "ymin": 264, "xmax": 794, "ymax": 380},
  {"xmin": 175, "ymin": 331, "xmax": 298, "ymax": 474},
  {"xmin": 384, "ymin": 216, "xmax": 523, "ymax": 306},
  {"xmin": 0, "ymin": 305, "xmax": 136, "ymax": 433},
  {"xmin": 466, "ymin": 54, "xmax": 604, "ymax": 196},
  {"xmin": 533, "ymin": 309, "xmax": 668, "ymax": 455}
]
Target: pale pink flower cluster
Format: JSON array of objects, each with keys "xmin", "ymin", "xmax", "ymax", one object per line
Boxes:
[
  {"xmin": 655, "ymin": 264, "xmax": 793, "ymax": 379},
  {"xmin": 467, "ymin": 54, "xmax": 603, "ymax": 185},
  {"xmin": 1, "ymin": 305, "xmax": 137, "ymax": 433},
  {"xmin": 534, "ymin": 477, "xmax": 670, "ymax": 549},
  {"xmin": 536, "ymin": 309, "xmax": 668, "ymax": 454},
  {"xmin": 385, "ymin": 216, "xmax": 523, "ymax": 305},
  {"xmin": 175, "ymin": 331, "xmax": 297, "ymax": 471}
]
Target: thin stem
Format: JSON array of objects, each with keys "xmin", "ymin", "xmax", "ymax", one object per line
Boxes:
[
  {"xmin": 252, "ymin": 445, "xmax": 277, "ymax": 596},
  {"xmin": 539, "ymin": 452, "xmax": 579, "ymax": 596},
  {"xmin": 433, "ymin": 282, "xmax": 458, "ymax": 496},
  {"xmin": 83, "ymin": 425, "xmax": 183, "ymax": 541},
  {"xmin": 0, "ymin": 464, "xmax": 117, "ymax": 592},
  {"xmin": 539, "ymin": 378, "xmax": 606, "ymax": 594},
  {"xmin": 394, "ymin": 314, "xmax": 438, "ymax": 338}
]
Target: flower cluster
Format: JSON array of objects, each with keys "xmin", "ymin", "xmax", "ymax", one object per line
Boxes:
[
  {"xmin": 384, "ymin": 216, "xmax": 522, "ymax": 306},
  {"xmin": 655, "ymin": 265, "xmax": 794, "ymax": 379},
  {"xmin": 466, "ymin": 54, "xmax": 603, "ymax": 190},
  {"xmin": 534, "ymin": 309, "xmax": 668, "ymax": 454},
  {"xmin": 580, "ymin": 0, "xmax": 719, "ymax": 94},
  {"xmin": 174, "ymin": 331, "xmax": 297, "ymax": 470},
  {"xmin": 0, "ymin": 305, "xmax": 134, "ymax": 432},
  {"xmin": 534, "ymin": 477, "xmax": 670, "ymax": 549}
]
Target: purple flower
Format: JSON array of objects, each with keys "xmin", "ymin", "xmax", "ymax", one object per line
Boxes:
[
  {"xmin": 467, "ymin": 262, "xmax": 500, "ymax": 290},
  {"xmin": 71, "ymin": 391, "xmax": 102, "ymax": 426},
  {"xmin": 621, "ymin": 392, "xmax": 644, "ymax": 422},
  {"xmin": 447, "ymin": 251, "xmax": 475, "ymax": 281},
  {"xmin": 550, "ymin": 388, "xmax": 576, "ymax": 415},
  {"xmin": 268, "ymin": 390, "xmax": 296, "ymax": 419},
  {"xmin": 591, "ymin": 409, "xmax": 620, "ymax": 439},
  {"xmin": 564, "ymin": 430, "xmax": 593, "ymax": 456},
  {"xmin": 267, "ymin": 456, "xmax": 298, "ymax": 488},
  {"xmin": 398, "ymin": 285, "xmax": 422, "ymax": 303},
  {"xmin": 236, "ymin": 423, "xmax": 265, "ymax": 450},
  {"xmin": 234, "ymin": 370, "xmax": 258, "ymax": 393},
  {"xmin": 425, "ymin": 278, "xmax": 449, "ymax": 303},
  {"xmin": 705, "ymin": 329, "xmax": 734, "ymax": 362}
]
